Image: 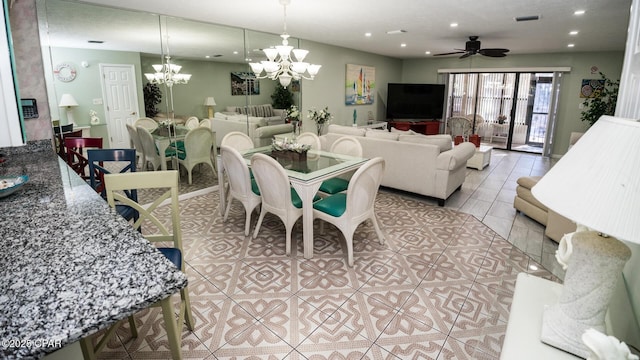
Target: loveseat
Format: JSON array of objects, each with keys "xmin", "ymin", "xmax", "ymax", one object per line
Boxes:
[
  {"xmin": 225, "ymin": 104, "xmax": 285, "ymax": 125},
  {"xmin": 212, "ymin": 112, "xmax": 293, "ymax": 147},
  {"xmin": 319, "ymin": 124, "xmax": 476, "ymax": 205}
]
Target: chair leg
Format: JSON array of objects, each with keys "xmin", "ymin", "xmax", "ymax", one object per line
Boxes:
[
  {"xmin": 223, "ymin": 197, "xmax": 233, "ymax": 222},
  {"xmin": 128, "ymin": 315, "xmax": 138, "ymax": 338},
  {"xmin": 243, "ymin": 204, "xmax": 254, "ymax": 236},
  {"xmin": 371, "ymin": 215, "xmax": 385, "ymax": 245},
  {"xmin": 160, "ymin": 297, "xmax": 183, "ymax": 360},
  {"xmin": 181, "ymin": 287, "xmax": 194, "ymax": 331},
  {"xmin": 252, "ymin": 209, "xmax": 266, "ymax": 239}
]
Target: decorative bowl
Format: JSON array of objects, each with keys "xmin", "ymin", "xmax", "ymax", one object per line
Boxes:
[{"xmin": 0, "ymin": 175, "xmax": 29, "ymax": 199}]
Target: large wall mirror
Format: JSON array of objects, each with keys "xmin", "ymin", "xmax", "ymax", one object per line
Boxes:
[{"xmin": 36, "ymin": 0, "xmax": 300, "ymax": 152}]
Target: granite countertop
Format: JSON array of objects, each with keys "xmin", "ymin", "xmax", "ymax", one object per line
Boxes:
[{"xmin": 0, "ymin": 141, "xmax": 187, "ymax": 359}]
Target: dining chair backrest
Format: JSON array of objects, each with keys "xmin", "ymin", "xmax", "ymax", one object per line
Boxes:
[
  {"xmin": 178, "ymin": 127, "xmax": 215, "ymax": 184},
  {"xmin": 330, "ymin": 135, "xmax": 363, "ymax": 157},
  {"xmin": 136, "ymin": 125, "xmax": 162, "ymax": 170},
  {"xmin": 125, "ymin": 123, "xmax": 145, "ymax": 167},
  {"xmin": 296, "ymin": 132, "xmax": 321, "ymax": 150},
  {"xmin": 221, "ymin": 131, "xmax": 254, "ymax": 151},
  {"xmin": 220, "ymin": 145, "xmax": 261, "ymax": 235},
  {"xmin": 88, "ymin": 148, "xmax": 138, "ymax": 222},
  {"xmin": 198, "ymin": 118, "xmax": 212, "ymax": 129},
  {"xmin": 185, "ymin": 116, "xmax": 199, "ymax": 129},
  {"xmin": 346, "ymin": 157, "xmax": 385, "ymax": 216},
  {"xmin": 53, "ymin": 124, "xmax": 73, "ymax": 134},
  {"xmin": 134, "ymin": 117, "xmax": 159, "ymax": 131},
  {"xmin": 64, "ymin": 137, "xmax": 103, "ymax": 179}
]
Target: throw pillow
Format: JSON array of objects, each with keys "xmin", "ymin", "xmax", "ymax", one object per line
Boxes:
[
  {"xmin": 399, "ymin": 134, "xmax": 453, "ymax": 152},
  {"xmin": 390, "ymin": 127, "xmax": 417, "ymax": 135}
]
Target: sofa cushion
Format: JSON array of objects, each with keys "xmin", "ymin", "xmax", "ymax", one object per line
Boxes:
[
  {"xmin": 327, "ymin": 124, "xmax": 366, "ymax": 137},
  {"xmin": 398, "ymin": 134, "xmax": 452, "ymax": 152},
  {"xmin": 365, "ymin": 129, "xmax": 398, "ymax": 140}
]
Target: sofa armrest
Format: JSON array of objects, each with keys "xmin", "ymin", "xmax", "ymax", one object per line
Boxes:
[
  {"xmin": 436, "ymin": 142, "xmax": 476, "ymax": 170},
  {"xmin": 253, "ymin": 124, "xmax": 294, "ymax": 147}
]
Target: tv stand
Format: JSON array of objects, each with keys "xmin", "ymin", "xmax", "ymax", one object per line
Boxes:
[{"xmin": 387, "ymin": 120, "xmax": 440, "ymax": 135}]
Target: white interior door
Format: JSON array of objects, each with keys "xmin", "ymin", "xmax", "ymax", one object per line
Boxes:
[{"xmin": 100, "ymin": 64, "xmax": 139, "ymax": 148}]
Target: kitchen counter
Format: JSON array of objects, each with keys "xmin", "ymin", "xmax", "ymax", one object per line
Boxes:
[{"xmin": 0, "ymin": 141, "xmax": 187, "ymax": 359}]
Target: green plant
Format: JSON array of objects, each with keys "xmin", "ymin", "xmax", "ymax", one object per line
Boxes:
[
  {"xmin": 581, "ymin": 72, "xmax": 619, "ymax": 127},
  {"xmin": 143, "ymin": 82, "xmax": 162, "ymax": 117},
  {"xmin": 271, "ymin": 83, "xmax": 294, "ymax": 109}
]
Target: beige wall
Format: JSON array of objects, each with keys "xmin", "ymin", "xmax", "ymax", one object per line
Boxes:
[{"xmin": 402, "ymin": 52, "xmax": 624, "ymax": 156}]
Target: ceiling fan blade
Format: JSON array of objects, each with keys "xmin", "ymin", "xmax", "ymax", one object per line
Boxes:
[
  {"xmin": 434, "ymin": 51, "xmax": 465, "ymax": 56},
  {"xmin": 479, "ymin": 48, "xmax": 510, "ymax": 57},
  {"xmin": 459, "ymin": 52, "xmax": 473, "ymax": 59}
]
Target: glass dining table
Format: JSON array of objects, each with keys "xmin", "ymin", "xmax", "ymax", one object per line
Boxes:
[{"xmin": 217, "ymin": 146, "xmax": 369, "ymax": 259}]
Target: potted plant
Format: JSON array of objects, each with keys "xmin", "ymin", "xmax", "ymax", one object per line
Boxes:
[
  {"xmin": 271, "ymin": 83, "xmax": 294, "ymax": 110},
  {"xmin": 581, "ymin": 72, "xmax": 620, "ymax": 127},
  {"xmin": 143, "ymin": 83, "xmax": 162, "ymax": 117}
]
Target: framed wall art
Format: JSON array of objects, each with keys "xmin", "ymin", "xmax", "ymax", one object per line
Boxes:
[
  {"xmin": 345, "ymin": 64, "xmax": 375, "ymax": 105},
  {"xmin": 231, "ymin": 71, "xmax": 260, "ymax": 95}
]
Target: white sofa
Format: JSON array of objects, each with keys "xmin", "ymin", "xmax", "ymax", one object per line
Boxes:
[
  {"xmin": 225, "ymin": 104, "xmax": 285, "ymax": 125},
  {"xmin": 320, "ymin": 125, "xmax": 476, "ymax": 205},
  {"xmin": 211, "ymin": 112, "xmax": 293, "ymax": 147}
]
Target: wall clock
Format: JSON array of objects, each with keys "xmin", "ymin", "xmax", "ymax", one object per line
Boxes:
[{"xmin": 53, "ymin": 62, "xmax": 77, "ymax": 82}]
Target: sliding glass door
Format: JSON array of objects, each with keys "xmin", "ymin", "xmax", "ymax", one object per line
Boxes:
[{"xmin": 445, "ymin": 71, "xmax": 558, "ymax": 154}]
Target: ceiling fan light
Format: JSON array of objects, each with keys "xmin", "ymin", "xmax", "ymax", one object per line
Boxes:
[
  {"xmin": 292, "ymin": 49, "xmax": 308, "ymax": 62},
  {"xmin": 249, "ymin": 62, "xmax": 264, "ymax": 75}
]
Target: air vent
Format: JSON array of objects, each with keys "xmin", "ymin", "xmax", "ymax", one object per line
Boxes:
[
  {"xmin": 386, "ymin": 29, "xmax": 407, "ymax": 35},
  {"xmin": 515, "ymin": 15, "xmax": 540, "ymax": 22},
  {"xmin": 87, "ymin": 40, "xmax": 104, "ymax": 44}
]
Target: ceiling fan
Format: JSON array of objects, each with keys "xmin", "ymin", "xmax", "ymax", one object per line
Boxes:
[{"xmin": 434, "ymin": 36, "xmax": 509, "ymax": 58}]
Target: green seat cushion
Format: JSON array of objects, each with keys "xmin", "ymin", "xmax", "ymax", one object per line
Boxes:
[
  {"xmin": 175, "ymin": 149, "xmax": 186, "ymax": 160},
  {"xmin": 170, "ymin": 140, "xmax": 185, "ymax": 152},
  {"xmin": 319, "ymin": 178, "xmax": 349, "ymax": 194},
  {"xmin": 313, "ymin": 193, "xmax": 347, "ymax": 217},
  {"xmin": 291, "ymin": 188, "xmax": 321, "ymax": 208},
  {"xmin": 165, "ymin": 147, "xmax": 178, "ymax": 157},
  {"xmin": 251, "ymin": 178, "xmax": 260, "ymax": 195}
]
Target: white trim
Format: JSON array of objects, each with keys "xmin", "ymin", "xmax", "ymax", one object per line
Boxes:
[{"xmin": 437, "ymin": 67, "xmax": 571, "ymax": 73}]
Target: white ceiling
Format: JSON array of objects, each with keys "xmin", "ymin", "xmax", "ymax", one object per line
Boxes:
[{"xmin": 41, "ymin": 0, "xmax": 631, "ymax": 61}]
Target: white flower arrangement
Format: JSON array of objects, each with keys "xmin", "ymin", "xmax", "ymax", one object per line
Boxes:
[
  {"xmin": 89, "ymin": 110, "xmax": 100, "ymax": 125},
  {"xmin": 286, "ymin": 105, "xmax": 300, "ymax": 122},
  {"xmin": 272, "ymin": 137, "xmax": 311, "ymax": 153},
  {"xmin": 307, "ymin": 106, "xmax": 333, "ymax": 125},
  {"xmin": 159, "ymin": 119, "xmax": 174, "ymax": 128}
]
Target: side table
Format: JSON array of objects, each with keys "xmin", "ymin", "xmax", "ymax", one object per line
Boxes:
[{"xmin": 466, "ymin": 145, "xmax": 492, "ymax": 170}]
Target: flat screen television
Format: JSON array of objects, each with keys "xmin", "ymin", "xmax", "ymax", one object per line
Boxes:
[{"xmin": 386, "ymin": 83, "xmax": 445, "ymax": 121}]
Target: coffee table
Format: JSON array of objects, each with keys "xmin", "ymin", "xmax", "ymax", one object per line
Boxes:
[{"xmin": 467, "ymin": 145, "xmax": 492, "ymax": 170}]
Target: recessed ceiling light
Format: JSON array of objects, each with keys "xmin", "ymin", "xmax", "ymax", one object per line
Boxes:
[
  {"xmin": 529, "ymin": 264, "xmax": 539, "ymax": 271},
  {"xmin": 568, "ymin": 43, "xmax": 575, "ymax": 48},
  {"xmin": 425, "ymin": 51, "xmax": 431, "ymax": 55},
  {"xmin": 205, "ymin": 55, "xmax": 211, "ymax": 58},
  {"xmin": 233, "ymin": 51, "xmax": 239, "ymax": 55},
  {"xmin": 450, "ymin": 22, "xmax": 458, "ymax": 27},
  {"xmin": 400, "ymin": 43, "xmax": 407, "ymax": 48},
  {"xmin": 365, "ymin": 32, "xmax": 372, "ymax": 37},
  {"xmin": 574, "ymin": 10, "xmax": 585, "ymax": 15},
  {"xmin": 569, "ymin": 30, "xmax": 579, "ymax": 35}
]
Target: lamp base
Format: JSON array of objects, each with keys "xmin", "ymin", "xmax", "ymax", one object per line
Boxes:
[
  {"xmin": 207, "ymin": 106, "xmax": 214, "ymax": 119},
  {"xmin": 540, "ymin": 231, "xmax": 631, "ymax": 358}
]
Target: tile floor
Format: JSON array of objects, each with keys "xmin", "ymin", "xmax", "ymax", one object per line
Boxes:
[{"xmin": 95, "ymin": 149, "xmax": 565, "ymax": 359}]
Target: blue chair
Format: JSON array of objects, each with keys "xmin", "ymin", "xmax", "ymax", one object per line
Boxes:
[{"xmin": 87, "ymin": 148, "xmax": 138, "ymax": 222}]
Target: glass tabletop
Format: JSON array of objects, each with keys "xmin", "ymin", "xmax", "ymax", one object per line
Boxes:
[
  {"xmin": 152, "ymin": 126, "xmax": 189, "ymax": 139},
  {"xmin": 241, "ymin": 146, "xmax": 368, "ymax": 182}
]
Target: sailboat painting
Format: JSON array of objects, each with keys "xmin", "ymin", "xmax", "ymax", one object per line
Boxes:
[{"xmin": 345, "ymin": 64, "xmax": 375, "ymax": 105}]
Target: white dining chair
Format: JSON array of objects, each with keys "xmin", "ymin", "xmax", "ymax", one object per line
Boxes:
[
  {"xmin": 185, "ymin": 116, "xmax": 199, "ymax": 129},
  {"xmin": 126, "ymin": 123, "xmax": 145, "ymax": 168},
  {"xmin": 177, "ymin": 127, "xmax": 216, "ymax": 184},
  {"xmin": 318, "ymin": 135, "xmax": 363, "ymax": 195},
  {"xmin": 250, "ymin": 153, "xmax": 304, "ymax": 255},
  {"xmin": 137, "ymin": 126, "xmax": 176, "ymax": 171},
  {"xmin": 221, "ymin": 131, "xmax": 254, "ymax": 151},
  {"xmin": 313, "ymin": 157, "xmax": 386, "ymax": 266},
  {"xmin": 220, "ymin": 145, "xmax": 261, "ymax": 236},
  {"xmin": 295, "ymin": 132, "xmax": 321, "ymax": 150},
  {"xmin": 199, "ymin": 118, "xmax": 212, "ymax": 130},
  {"xmin": 134, "ymin": 117, "xmax": 159, "ymax": 131}
]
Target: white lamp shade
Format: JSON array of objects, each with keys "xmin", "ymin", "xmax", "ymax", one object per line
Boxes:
[
  {"xmin": 204, "ymin": 97, "xmax": 216, "ymax": 106},
  {"xmin": 58, "ymin": 94, "xmax": 78, "ymax": 107},
  {"xmin": 531, "ymin": 115, "xmax": 640, "ymax": 243}
]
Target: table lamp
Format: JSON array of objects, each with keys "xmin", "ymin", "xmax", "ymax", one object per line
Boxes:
[
  {"xmin": 58, "ymin": 94, "xmax": 79, "ymax": 126},
  {"xmin": 532, "ymin": 115, "xmax": 640, "ymax": 358},
  {"xmin": 204, "ymin": 96, "xmax": 216, "ymax": 118}
]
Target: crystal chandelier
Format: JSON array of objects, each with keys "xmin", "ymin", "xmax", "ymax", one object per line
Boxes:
[
  {"xmin": 249, "ymin": 0, "xmax": 321, "ymax": 88},
  {"xmin": 144, "ymin": 55, "xmax": 192, "ymax": 87}
]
